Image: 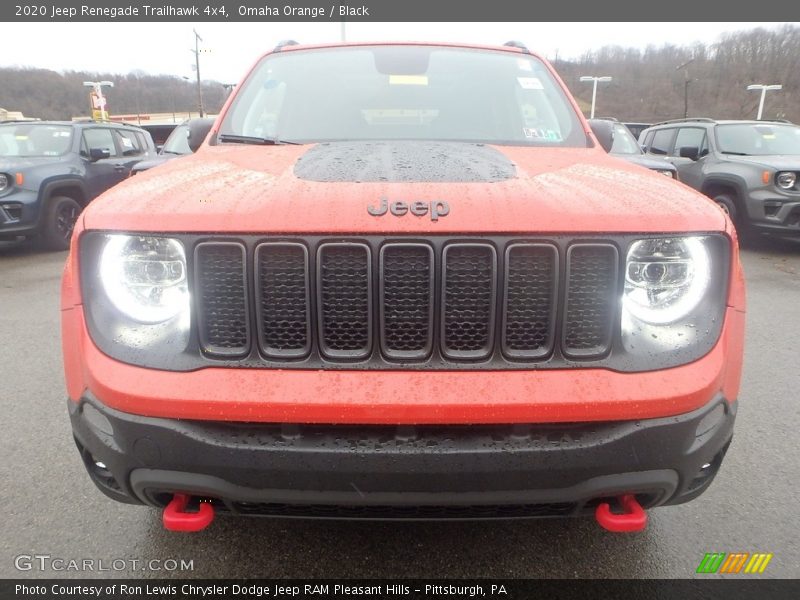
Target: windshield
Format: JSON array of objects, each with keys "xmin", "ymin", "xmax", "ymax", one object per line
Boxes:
[
  {"xmin": 161, "ymin": 124, "xmax": 191, "ymax": 155},
  {"xmin": 0, "ymin": 123, "xmax": 73, "ymax": 157},
  {"xmin": 610, "ymin": 123, "xmax": 642, "ymax": 155},
  {"xmin": 715, "ymin": 123, "xmax": 800, "ymax": 156},
  {"xmin": 218, "ymin": 45, "xmax": 587, "ymax": 146}
]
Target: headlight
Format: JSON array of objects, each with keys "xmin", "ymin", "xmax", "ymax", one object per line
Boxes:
[
  {"xmin": 0, "ymin": 174, "xmax": 8, "ymax": 192},
  {"xmin": 624, "ymin": 237, "xmax": 710, "ymax": 324},
  {"xmin": 100, "ymin": 235, "xmax": 190, "ymax": 323},
  {"xmin": 81, "ymin": 233, "xmax": 194, "ymax": 368},
  {"xmin": 657, "ymin": 169, "xmax": 675, "ymax": 178},
  {"xmin": 776, "ymin": 171, "xmax": 796, "ymax": 190},
  {"xmin": 621, "ymin": 235, "xmax": 728, "ymax": 360}
]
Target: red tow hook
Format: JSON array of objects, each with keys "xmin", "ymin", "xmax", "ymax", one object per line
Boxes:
[
  {"xmin": 162, "ymin": 494, "xmax": 215, "ymax": 532},
  {"xmin": 594, "ymin": 494, "xmax": 648, "ymax": 533}
]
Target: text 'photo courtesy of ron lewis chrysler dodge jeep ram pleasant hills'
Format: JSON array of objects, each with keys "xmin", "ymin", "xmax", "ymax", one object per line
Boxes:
[{"xmin": 60, "ymin": 40, "xmax": 744, "ymax": 533}]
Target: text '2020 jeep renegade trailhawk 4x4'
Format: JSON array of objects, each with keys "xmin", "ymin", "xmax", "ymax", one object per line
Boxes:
[{"xmin": 61, "ymin": 42, "xmax": 745, "ymax": 532}]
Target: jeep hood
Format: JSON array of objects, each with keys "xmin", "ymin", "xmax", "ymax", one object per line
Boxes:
[
  {"xmin": 0, "ymin": 156, "xmax": 58, "ymax": 171},
  {"xmin": 721, "ymin": 154, "xmax": 800, "ymax": 170},
  {"xmin": 83, "ymin": 141, "xmax": 726, "ymax": 233}
]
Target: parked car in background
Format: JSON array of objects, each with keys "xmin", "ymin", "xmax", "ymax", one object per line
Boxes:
[
  {"xmin": 588, "ymin": 119, "xmax": 677, "ymax": 178},
  {"xmin": 0, "ymin": 120, "xmax": 156, "ymax": 249},
  {"xmin": 131, "ymin": 118, "xmax": 214, "ymax": 175},
  {"xmin": 640, "ymin": 118, "xmax": 800, "ymax": 236},
  {"xmin": 623, "ymin": 122, "xmax": 652, "ymax": 140}
]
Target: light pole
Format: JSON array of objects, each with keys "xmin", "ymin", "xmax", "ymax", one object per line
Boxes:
[
  {"xmin": 579, "ymin": 76, "xmax": 612, "ymax": 119},
  {"xmin": 676, "ymin": 57, "xmax": 695, "ymax": 119},
  {"xmin": 747, "ymin": 84, "xmax": 782, "ymax": 120},
  {"xmin": 83, "ymin": 80, "xmax": 114, "ymax": 120},
  {"xmin": 190, "ymin": 29, "xmax": 207, "ymax": 117}
]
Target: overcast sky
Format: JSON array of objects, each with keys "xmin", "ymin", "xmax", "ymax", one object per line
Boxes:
[{"xmin": 0, "ymin": 22, "xmax": 793, "ymax": 83}]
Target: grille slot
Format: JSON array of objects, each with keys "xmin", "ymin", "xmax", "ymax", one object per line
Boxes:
[
  {"xmin": 380, "ymin": 244, "xmax": 435, "ymax": 360},
  {"xmin": 441, "ymin": 243, "xmax": 497, "ymax": 359},
  {"xmin": 563, "ymin": 244, "xmax": 619, "ymax": 357},
  {"xmin": 255, "ymin": 243, "xmax": 311, "ymax": 358},
  {"xmin": 316, "ymin": 243, "xmax": 372, "ymax": 359},
  {"xmin": 194, "ymin": 242, "xmax": 250, "ymax": 356},
  {"xmin": 502, "ymin": 243, "xmax": 558, "ymax": 359}
]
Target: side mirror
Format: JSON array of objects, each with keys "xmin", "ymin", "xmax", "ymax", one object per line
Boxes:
[
  {"xmin": 187, "ymin": 118, "xmax": 215, "ymax": 153},
  {"xmin": 679, "ymin": 146, "xmax": 700, "ymax": 161},
  {"xmin": 89, "ymin": 148, "xmax": 111, "ymax": 161},
  {"xmin": 155, "ymin": 144, "xmax": 164, "ymax": 153},
  {"xmin": 587, "ymin": 119, "xmax": 615, "ymax": 153}
]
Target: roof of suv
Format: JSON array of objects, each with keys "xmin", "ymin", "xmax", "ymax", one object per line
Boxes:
[
  {"xmin": 648, "ymin": 118, "xmax": 793, "ymax": 128},
  {"xmin": 0, "ymin": 120, "xmax": 149, "ymax": 130}
]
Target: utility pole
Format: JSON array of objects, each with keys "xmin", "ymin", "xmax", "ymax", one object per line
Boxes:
[
  {"xmin": 191, "ymin": 29, "xmax": 205, "ymax": 117},
  {"xmin": 747, "ymin": 84, "xmax": 782, "ymax": 120},
  {"xmin": 579, "ymin": 76, "xmax": 612, "ymax": 119},
  {"xmin": 676, "ymin": 57, "xmax": 695, "ymax": 119}
]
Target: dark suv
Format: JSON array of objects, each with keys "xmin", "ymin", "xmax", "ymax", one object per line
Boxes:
[
  {"xmin": 639, "ymin": 118, "xmax": 800, "ymax": 237},
  {"xmin": 0, "ymin": 120, "xmax": 156, "ymax": 250}
]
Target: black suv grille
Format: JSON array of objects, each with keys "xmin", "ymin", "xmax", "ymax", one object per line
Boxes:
[{"xmin": 192, "ymin": 236, "xmax": 623, "ymax": 368}]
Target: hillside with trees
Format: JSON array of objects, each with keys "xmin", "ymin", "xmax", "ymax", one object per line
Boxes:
[
  {"xmin": 558, "ymin": 25, "xmax": 800, "ymax": 122},
  {"xmin": 2, "ymin": 25, "xmax": 799, "ymax": 123},
  {"xmin": 0, "ymin": 68, "xmax": 228, "ymax": 120}
]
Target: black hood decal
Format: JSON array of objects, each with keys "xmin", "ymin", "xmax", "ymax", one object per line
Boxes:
[{"xmin": 294, "ymin": 141, "xmax": 517, "ymax": 183}]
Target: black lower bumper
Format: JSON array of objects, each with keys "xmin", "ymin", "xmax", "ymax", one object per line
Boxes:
[{"xmin": 69, "ymin": 393, "xmax": 736, "ymax": 520}]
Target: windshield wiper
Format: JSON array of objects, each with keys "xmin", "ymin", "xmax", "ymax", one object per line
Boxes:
[
  {"xmin": 217, "ymin": 134, "xmax": 300, "ymax": 145},
  {"xmin": 720, "ymin": 151, "xmax": 750, "ymax": 156}
]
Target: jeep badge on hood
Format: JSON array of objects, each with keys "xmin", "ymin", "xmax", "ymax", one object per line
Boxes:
[{"xmin": 367, "ymin": 197, "xmax": 450, "ymax": 221}]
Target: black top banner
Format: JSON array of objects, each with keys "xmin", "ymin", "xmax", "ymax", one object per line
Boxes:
[{"xmin": 2, "ymin": 0, "xmax": 799, "ymax": 22}]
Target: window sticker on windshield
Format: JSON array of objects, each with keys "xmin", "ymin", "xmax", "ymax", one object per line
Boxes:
[
  {"xmin": 389, "ymin": 75, "xmax": 428, "ymax": 86},
  {"xmin": 517, "ymin": 77, "xmax": 544, "ymax": 90},
  {"xmin": 15, "ymin": 135, "xmax": 28, "ymax": 140},
  {"xmin": 517, "ymin": 59, "xmax": 533, "ymax": 72},
  {"xmin": 120, "ymin": 137, "xmax": 133, "ymax": 148},
  {"xmin": 524, "ymin": 128, "xmax": 562, "ymax": 141}
]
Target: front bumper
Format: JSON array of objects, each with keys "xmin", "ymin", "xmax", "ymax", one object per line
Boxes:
[
  {"xmin": 745, "ymin": 190, "xmax": 800, "ymax": 235},
  {"xmin": 70, "ymin": 392, "xmax": 736, "ymax": 519},
  {"xmin": 0, "ymin": 188, "xmax": 41, "ymax": 238}
]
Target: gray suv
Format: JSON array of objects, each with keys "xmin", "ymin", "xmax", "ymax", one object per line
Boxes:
[
  {"xmin": 0, "ymin": 120, "xmax": 156, "ymax": 250},
  {"xmin": 639, "ymin": 118, "xmax": 800, "ymax": 237}
]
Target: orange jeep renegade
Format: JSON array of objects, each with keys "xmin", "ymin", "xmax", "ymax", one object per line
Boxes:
[{"xmin": 61, "ymin": 41, "xmax": 745, "ymax": 532}]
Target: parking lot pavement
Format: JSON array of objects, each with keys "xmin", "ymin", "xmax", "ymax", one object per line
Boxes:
[{"xmin": 0, "ymin": 235, "xmax": 798, "ymax": 579}]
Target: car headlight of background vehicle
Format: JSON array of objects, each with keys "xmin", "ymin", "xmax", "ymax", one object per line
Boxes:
[
  {"xmin": 81, "ymin": 233, "xmax": 192, "ymax": 363},
  {"xmin": 775, "ymin": 171, "xmax": 796, "ymax": 190},
  {"xmin": 621, "ymin": 235, "xmax": 729, "ymax": 359},
  {"xmin": 657, "ymin": 169, "xmax": 676, "ymax": 178},
  {"xmin": 0, "ymin": 173, "xmax": 8, "ymax": 192}
]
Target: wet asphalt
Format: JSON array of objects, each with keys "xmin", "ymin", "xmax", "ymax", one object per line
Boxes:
[{"xmin": 0, "ymin": 235, "xmax": 798, "ymax": 580}]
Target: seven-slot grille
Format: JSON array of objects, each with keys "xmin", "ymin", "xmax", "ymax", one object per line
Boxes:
[{"xmin": 192, "ymin": 238, "xmax": 621, "ymax": 366}]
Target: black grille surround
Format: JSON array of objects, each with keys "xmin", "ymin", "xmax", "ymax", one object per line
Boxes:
[
  {"xmin": 83, "ymin": 233, "xmax": 730, "ymax": 373},
  {"xmin": 190, "ymin": 234, "xmax": 629, "ymax": 370}
]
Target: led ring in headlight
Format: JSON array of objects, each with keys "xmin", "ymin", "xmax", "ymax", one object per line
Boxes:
[
  {"xmin": 623, "ymin": 236, "xmax": 711, "ymax": 325},
  {"xmin": 99, "ymin": 234, "xmax": 190, "ymax": 323}
]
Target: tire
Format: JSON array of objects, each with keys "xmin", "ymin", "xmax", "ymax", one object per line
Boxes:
[
  {"xmin": 712, "ymin": 193, "xmax": 738, "ymax": 221},
  {"xmin": 713, "ymin": 192, "xmax": 753, "ymax": 243},
  {"xmin": 40, "ymin": 196, "xmax": 81, "ymax": 251}
]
